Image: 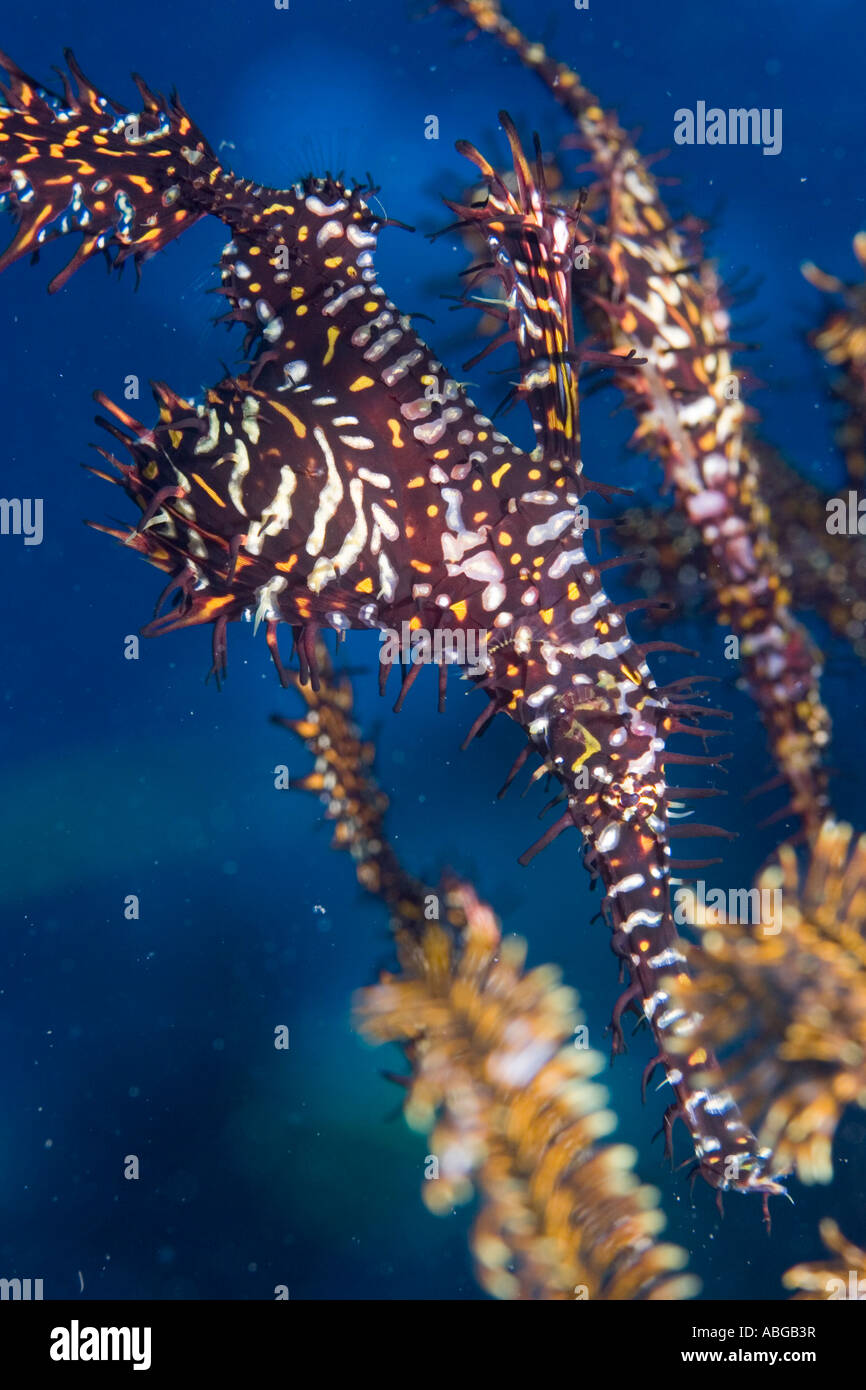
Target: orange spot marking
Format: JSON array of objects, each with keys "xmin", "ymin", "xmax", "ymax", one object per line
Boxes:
[
  {"xmin": 10, "ymin": 201, "xmax": 55, "ymax": 251},
  {"xmin": 197, "ymin": 594, "xmax": 235, "ymax": 621}
]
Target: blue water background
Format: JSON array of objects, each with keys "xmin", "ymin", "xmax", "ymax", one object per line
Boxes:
[{"xmin": 1, "ymin": 0, "xmax": 864, "ymax": 1299}]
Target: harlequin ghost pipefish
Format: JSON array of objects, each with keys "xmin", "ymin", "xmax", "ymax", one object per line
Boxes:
[{"xmin": 0, "ymin": 50, "xmax": 786, "ymax": 1198}]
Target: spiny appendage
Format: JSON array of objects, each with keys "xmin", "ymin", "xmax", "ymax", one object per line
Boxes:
[
  {"xmin": 0, "ymin": 47, "xmax": 220, "ymax": 289},
  {"xmin": 356, "ymin": 879, "xmax": 698, "ymax": 1301},
  {"xmin": 803, "ymin": 232, "xmax": 866, "ymax": 484},
  {"xmin": 441, "ymin": 0, "xmax": 831, "ymax": 842},
  {"xmin": 783, "ymin": 1220, "xmax": 866, "ymax": 1300},
  {"xmin": 660, "ymin": 819, "xmax": 866, "ymax": 1186}
]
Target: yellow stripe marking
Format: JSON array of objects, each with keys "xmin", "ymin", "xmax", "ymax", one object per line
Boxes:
[
  {"xmin": 191, "ymin": 473, "xmax": 227, "ymax": 507},
  {"xmin": 323, "ymin": 325, "xmax": 340, "ymax": 366},
  {"xmin": 268, "ymin": 399, "xmax": 307, "ymax": 438},
  {"xmin": 570, "ymin": 723, "xmax": 601, "ymax": 771}
]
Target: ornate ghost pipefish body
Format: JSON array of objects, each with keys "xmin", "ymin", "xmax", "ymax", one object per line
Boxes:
[{"xmin": 0, "ymin": 50, "xmax": 783, "ymax": 1199}]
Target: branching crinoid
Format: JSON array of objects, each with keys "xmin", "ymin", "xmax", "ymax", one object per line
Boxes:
[
  {"xmin": 783, "ymin": 1219, "xmax": 866, "ymax": 1300},
  {"xmin": 279, "ymin": 645, "xmax": 697, "ymax": 1300},
  {"xmin": 660, "ymin": 820, "xmax": 866, "ymax": 1186},
  {"xmin": 803, "ymin": 233, "xmax": 866, "ymax": 486}
]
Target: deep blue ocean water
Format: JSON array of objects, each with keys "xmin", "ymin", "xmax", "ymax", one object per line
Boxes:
[{"xmin": 1, "ymin": 0, "xmax": 865, "ymax": 1301}]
